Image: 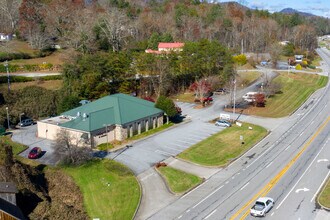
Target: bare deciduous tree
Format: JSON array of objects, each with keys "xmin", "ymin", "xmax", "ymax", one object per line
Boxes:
[
  {"xmin": 53, "ymin": 129, "xmax": 92, "ymax": 166},
  {"xmin": 98, "ymin": 8, "xmax": 135, "ymax": 52},
  {"xmin": 0, "ymin": 0, "xmax": 21, "ymax": 32}
]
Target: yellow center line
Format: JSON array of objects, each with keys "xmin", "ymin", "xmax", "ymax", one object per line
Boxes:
[{"xmin": 230, "ymin": 116, "xmax": 330, "ymax": 220}]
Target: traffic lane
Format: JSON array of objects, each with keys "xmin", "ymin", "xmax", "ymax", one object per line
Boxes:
[
  {"xmin": 110, "ymin": 121, "xmax": 226, "ymax": 174},
  {"xmin": 149, "ymin": 92, "xmax": 320, "ymax": 220},
  {"xmin": 269, "ymin": 133, "xmax": 330, "ymax": 220},
  {"xmin": 178, "ymin": 101, "xmax": 330, "ymax": 219}
]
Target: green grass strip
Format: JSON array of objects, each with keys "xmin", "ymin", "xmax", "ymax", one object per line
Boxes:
[
  {"xmin": 157, "ymin": 166, "xmax": 202, "ymax": 194},
  {"xmin": 178, "ymin": 123, "xmax": 267, "ymax": 166}
]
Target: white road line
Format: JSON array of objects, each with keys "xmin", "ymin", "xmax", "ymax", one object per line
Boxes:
[
  {"xmin": 193, "ymin": 186, "xmax": 223, "ymax": 208},
  {"xmin": 172, "ymin": 143, "xmax": 186, "ymax": 148},
  {"xmin": 178, "ymin": 215, "xmax": 182, "ymax": 219},
  {"xmin": 284, "ymin": 145, "xmax": 290, "ymax": 151},
  {"xmin": 162, "ymin": 146, "xmax": 182, "ymax": 152},
  {"xmin": 225, "ymin": 181, "xmax": 229, "ymax": 184},
  {"xmin": 266, "ymin": 161, "xmax": 273, "ymax": 168},
  {"xmin": 240, "ymin": 182, "xmax": 250, "ymax": 191},
  {"xmin": 204, "ymin": 209, "xmax": 217, "ymax": 219},
  {"xmin": 311, "ymin": 170, "xmax": 330, "ymax": 202},
  {"xmin": 299, "ymin": 132, "xmax": 304, "ymax": 137},
  {"xmin": 155, "ymin": 150, "xmax": 174, "ymax": 156},
  {"xmin": 276, "ymin": 141, "xmax": 325, "ymax": 209},
  {"xmin": 246, "ymin": 146, "xmax": 273, "ymax": 168},
  {"xmin": 311, "ymin": 120, "xmax": 314, "ymax": 125},
  {"xmin": 186, "ymin": 209, "xmax": 190, "ymax": 213},
  {"xmin": 181, "ymin": 180, "xmax": 208, "ymax": 199},
  {"xmin": 271, "ymin": 212, "xmax": 274, "ymax": 216}
]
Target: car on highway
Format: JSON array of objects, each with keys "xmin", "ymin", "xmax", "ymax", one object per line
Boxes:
[
  {"xmin": 250, "ymin": 197, "xmax": 274, "ymax": 217},
  {"xmin": 28, "ymin": 147, "xmax": 42, "ymax": 159},
  {"xmin": 215, "ymin": 120, "xmax": 231, "ymax": 127}
]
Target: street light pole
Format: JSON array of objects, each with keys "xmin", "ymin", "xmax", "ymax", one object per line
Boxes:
[
  {"xmin": 5, "ymin": 107, "xmax": 9, "ymax": 130},
  {"xmin": 20, "ymin": 113, "xmax": 24, "ymax": 127},
  {"xmin": 233, "ymin": 78, "xmax": 236, "ymax": 117},
  {"xmin": 4, "ymin": 60, "xmax": 10, "ymax": 93}
]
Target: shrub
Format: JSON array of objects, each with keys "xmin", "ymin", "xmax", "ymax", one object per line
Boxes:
[
  {"xmin": 308, "ymin": 65, "xmax": 316, "ymax": 69},
  {"xmin": 0, "ymin": 52, "xmax": 31, "ymax": 62},
  {"xmin": 295, "ymin": 64, "xmax": 302, "ymax": 70},
  {"xmin": 233, "ymin": 54, "xmax": 247, "ymax": 66},
  {"xmin": 97, "ymin": 143, "xmax": 114, "ymax": 151}
]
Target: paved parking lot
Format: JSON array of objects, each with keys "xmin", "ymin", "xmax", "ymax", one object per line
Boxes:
[{"xmin": 11, "ymin": 124, "xmax": 60, "ymax": 165}]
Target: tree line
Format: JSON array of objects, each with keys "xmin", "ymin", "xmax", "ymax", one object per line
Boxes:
[{"xmin": 0, "ymin": 0, "xmax": 327, "ymax": 53}]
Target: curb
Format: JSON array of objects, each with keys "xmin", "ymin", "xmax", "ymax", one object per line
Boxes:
[
  {"xmin": 132, "ymin": 175, "xmax": 143, "ymax": 220},
  {"xmin": 316, "ymin": 176, "xmax": 330, "ymax": 211}
]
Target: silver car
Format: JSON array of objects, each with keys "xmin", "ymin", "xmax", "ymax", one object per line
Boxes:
[
  {"xmin": 250, "ymin": 197, "xmax": 274, "ymax": 217},
  {"xmin": 215, "ymin": 120, "xmax": 231, "ymax": 127}
]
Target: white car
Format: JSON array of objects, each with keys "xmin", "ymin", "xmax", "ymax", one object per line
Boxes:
[{"xmin": 250, "ymin": 197, "xmax": 274, "ymax": 217}]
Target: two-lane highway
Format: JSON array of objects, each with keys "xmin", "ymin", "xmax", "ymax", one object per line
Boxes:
[{"xmin": 148, "ymin": 48, "xmax": 330, "ymax": 220}]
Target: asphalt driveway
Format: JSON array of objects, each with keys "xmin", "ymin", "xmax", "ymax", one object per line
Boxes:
[{"xmin": 11, "ymin": 124, "xmax": 60, "ymax": 165}]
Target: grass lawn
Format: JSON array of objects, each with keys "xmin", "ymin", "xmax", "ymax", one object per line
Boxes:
[
  {"xmin": 157, "ymin": 166, "xmax": 202, "ymax": 194},
  {"xmin": 244, "ymin": 72, "xmax": 328, "ymax": 118},
  {"xmin": 172, "ymin": 92, "xmax": 196, "ymax": 103},
  {"xmin": 178, "ymin": 123, "xmax": 267, "ymax": 166},
  {"xmin": 64, "ymin": 159, "xmax": 140, "ymax": 220},
  {"xmin": 237, "ymin": 71, "xmax": 260, "ymax": 86},
  {"xmin": 0, "ymin": 80, "xmax": 63, "ymax": 91},
  {"xmin": 311, "ymin": 56, "xmax": 322, "ymax": 66},
  {"xmin": 318, "ymin": 178, "xmax": 330, "ymax": 208},
  {"xmin": 0, "ymin": 136, "xmax": 27, "ymax": 155}
]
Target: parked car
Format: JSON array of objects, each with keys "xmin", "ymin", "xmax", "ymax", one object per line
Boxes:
[
  {"xmin": 250, "ymin": 197, "xmax": 274, "ymax": 217},
  {"xmin": 260, "ymin": 61, "xmax": 269, "ymax": 66},
  {"xmin": 215, "ymin": 120, "xmax": 231, "ymax": 127},
  {"xmin": 28, "ymin": 147, "xmax": 42, "ymax": 159},
  {"xmin": 214, "ymin": 88, "xmax": 229, "ymax": 95},
  {"xmin": 19, "ymin": 118, "xmax": 33, "ymax": 127}
]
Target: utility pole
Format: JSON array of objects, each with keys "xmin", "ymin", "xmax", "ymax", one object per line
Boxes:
[
  {"xmin": 4, "ymin": 60, "xmax": 10, "ymax": 93},
  {"xmin": 233, "ymin": 77, "xmax": 236, "ymax": 117}
]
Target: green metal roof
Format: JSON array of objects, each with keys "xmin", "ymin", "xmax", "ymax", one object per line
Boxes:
[{"xmin": 60, "ymin": 93, "xmax": 163, "ymax": 132}]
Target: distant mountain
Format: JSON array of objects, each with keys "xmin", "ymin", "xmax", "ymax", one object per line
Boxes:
[{"xmin": 280, "ymin": 8, "xmax": 315, "ymax": 17}]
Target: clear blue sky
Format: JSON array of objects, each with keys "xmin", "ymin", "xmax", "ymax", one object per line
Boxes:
[{"xmin": 216, "ymin": 0, "xmax": 330, "ymax": 18}]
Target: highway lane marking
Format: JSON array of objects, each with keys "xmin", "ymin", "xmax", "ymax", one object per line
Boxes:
[
  {"xmin": 181, "ymin": 180, "xmax": 208, "ymax": 199},
  {"xmin": 317, "ymin": 159, "xmax": 329, "ymax": 163},
  {"xmin": 284, "ymin": 145, "xmax": 290, "ymax": 151},
  {"xmin": 186, "ymin": 209, "xmax": 190, "ymax": 213},
  {"xmin": 299, "ymin": 131, "xmax": 304, "ymax": 137},
  {"xmin": 311, "ymin": 120, "xmax": 314, "ymax": 125},
  {"xmin": 266, "ymin": 161, "xmax": 273, "ymax": 168},
  {"xmin": 204, "ymin": 209, "xmax": 217, "ymax": 219},
  {"xmin": 229, "ymin": 116, "xmax": 330, "ymax": 220},
  {"xmin": 162, "ymin": 145, "xmax": 182, "ymax": 152},
  {"xmin": 246, "ymin": 146, "xmax": 273, "ymax": 168},
  {"xmin": 271, "ymin": 212, "xmax": 274, "ymax": 216},
  {"xmin": 311, "ymin": 170, "xmax": 330, "ymax": 202},
  {"xmin": 193, "ymin": 185, "xmax": 224, "ymax": 209},
  {"xmin": 277, "ymin": 131, "xmax": 328, "ymax": 209},
  {"xmin": 240, "ymin": 182, "xmax": 249, "ymax": 191},
  {"xmin": 178, "ymin": 215, "xmax": 182, "ymax": 219},
  {"xmin": 295, "ymin": 188, "xmax": 310, "ymax": 193}
]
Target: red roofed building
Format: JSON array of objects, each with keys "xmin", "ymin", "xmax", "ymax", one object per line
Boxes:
[{"xmin": 145, "ymin": 42, "xmax": 184, "ymax": 54}]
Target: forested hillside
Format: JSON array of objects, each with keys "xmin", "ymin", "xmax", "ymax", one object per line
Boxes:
[{"xmin": 1, "ymin": 0, "xmax": 329, "ymax": 53}]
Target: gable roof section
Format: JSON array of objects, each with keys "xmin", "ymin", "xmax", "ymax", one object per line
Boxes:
[
  {"xmin": 158, "ymin": 42, "xmax": 184, "ymax": 49},
  {"xmin": 0, "ymin": 198, "xmax": 25, "ymax": 220},
  {"xmin": 60, "ymin": 93, "xmax": 163, "ymax": 132},
  {"xmin": 0, "ymin": 183, "xmax": 17, "ymax": 194}
]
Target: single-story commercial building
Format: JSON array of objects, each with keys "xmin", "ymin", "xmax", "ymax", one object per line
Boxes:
[{"xmin": 37, "ymin": 93, "xmax": 164, "ymax": 147}]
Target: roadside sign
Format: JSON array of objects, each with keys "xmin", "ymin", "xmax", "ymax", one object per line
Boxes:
[
  {"xmin": 220, "ymin": 113, "xmax": 230, "ymax": 120},
  {"xmin": 240, "ymin": 135, "xmax": 243, "ymax": 141}
]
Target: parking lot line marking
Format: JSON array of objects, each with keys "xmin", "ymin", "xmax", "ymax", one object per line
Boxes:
[
  {"xmin": 155, "ymin": 150, "xmax": 174, "ymax": 156},
  {"xmin": 162, "ymin": 146, "xmax": 182, "ymax": 152},
  {"xmin": 140, "ymin": 173, "xmax": 154, "ymax": 181},
  {"xmin": 205, "ymin": 209, "xmax": 217, "ymax": 219}
]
